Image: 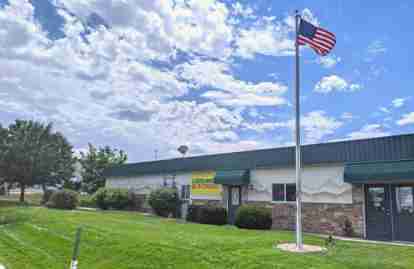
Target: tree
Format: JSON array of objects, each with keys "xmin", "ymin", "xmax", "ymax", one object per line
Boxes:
[
  {"xmin": 0, "ymin": 120, "xmax": 75, "ymax": 202},
  {"xmin": 79, "ymin": 143, "xmax": 127, "ymax": 194}
]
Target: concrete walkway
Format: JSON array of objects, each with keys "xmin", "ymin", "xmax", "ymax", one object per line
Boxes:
[{"xmin": 312, "ymin": 233, "xmax": 414, "ymax": 247}]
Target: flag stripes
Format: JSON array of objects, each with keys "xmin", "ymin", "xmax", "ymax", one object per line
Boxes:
[{"xmin": 297, "ymin": 18, "xmax": 336, "ymax": 56}]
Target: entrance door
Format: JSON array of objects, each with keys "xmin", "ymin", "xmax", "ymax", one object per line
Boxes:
[
  {"xmin": 365, "ymin": 185, "xmax": 393, "ymax": 241},
  {"xmin": 228, "ymin": 186, "xmax": 241, "ymax": 224},
  {"xmin": 392, "ymin": 185, "xmax": 414, "ymax": 242}
]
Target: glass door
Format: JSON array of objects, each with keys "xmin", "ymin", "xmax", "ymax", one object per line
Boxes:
[
  {"xmin": 228, "ymin": 186, "xmax": 241, "ymax": 224},
  {"xmin": 392, "ymin": 185, "xmax": 414, "ymax": 242},
  {"xmin": 365, "ymin": 185, "xmax": 393, "ymax": 241}
]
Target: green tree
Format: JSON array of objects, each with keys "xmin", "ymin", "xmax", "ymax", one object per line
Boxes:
[
  {"xmin": 0, "ymin": 120, "xmax": 75, "ymax": 202},
  {"xmin": 79, "ymin": 144, "xmax": 127, "ymax": 194}
]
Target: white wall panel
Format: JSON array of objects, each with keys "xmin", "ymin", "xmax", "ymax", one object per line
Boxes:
[{"xmin": 249, "ymin": 164, "xmax": 353, "ymax": 204}]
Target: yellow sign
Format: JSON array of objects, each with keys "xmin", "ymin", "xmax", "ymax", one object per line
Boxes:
[{"xmin": 191, "ymin": 171, "xmax": 221, "ymax": 197}]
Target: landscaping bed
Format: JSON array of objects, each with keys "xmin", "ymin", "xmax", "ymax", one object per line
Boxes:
[{"xmin": 0, "ymin": 206, "xmax": 413, "ymax": 269}]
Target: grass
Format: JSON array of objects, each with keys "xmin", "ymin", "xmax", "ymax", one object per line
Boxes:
[
  {"xmin": 0, "ymin": 192, "xmax": 43, "ymax": 206},
  {"xmin": 0, "ymin": 205, "xmax": 414, "ymax": 269}
]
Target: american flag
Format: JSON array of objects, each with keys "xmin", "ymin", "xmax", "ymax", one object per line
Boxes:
[{"xmin": 297, "ymin": 18, "xmax": 336, "ymax": 56}]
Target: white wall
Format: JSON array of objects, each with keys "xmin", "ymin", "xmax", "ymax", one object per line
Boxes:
[
  {"xmin": 106, "ymin": 172, "xmax": 191, "ymax": 195},
  {"xmin": 106, "ymin": 172, "xmax": 222, "ymax": 200},
  {"xmin": 249, "ymin": 163, "xmax": 353, "ymax": 204},
  {"xmin": 107, "ymin": 163, "xmax": 353, "ymax": 204}
]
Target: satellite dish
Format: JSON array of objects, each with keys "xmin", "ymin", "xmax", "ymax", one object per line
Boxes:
[{"xmin": 177, "ymin": 145, "xmax": 189, "ymax": 157}]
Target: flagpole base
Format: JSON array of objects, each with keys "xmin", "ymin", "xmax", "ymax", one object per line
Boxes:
[{"xmin": 276, "ymin": 243, "xmax": 326, "ymax": 253}]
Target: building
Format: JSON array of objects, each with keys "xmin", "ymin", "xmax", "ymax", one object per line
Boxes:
[{"xmin": 105, "ymin": 134, "xmax": 414, "ymax": 242}]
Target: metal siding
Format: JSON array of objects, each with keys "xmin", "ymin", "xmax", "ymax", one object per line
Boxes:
[{"xmin": 106, "ymin": 134, "xmax": 414, "ymax": 177}]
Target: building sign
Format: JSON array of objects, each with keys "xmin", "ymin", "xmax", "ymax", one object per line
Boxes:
[{"xmin": 191, "ymin": 171, "xmax": 221, "ymax": 197}]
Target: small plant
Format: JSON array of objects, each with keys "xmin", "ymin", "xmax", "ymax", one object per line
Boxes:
[
  {"xmin": 92, "ymin": 188, "xmax": 143, "ymax": 210},
  {"xmin": 46, "ymin": 189, "xmax": 79, "ymax": 210},
  {"xmin": 187, "ymin": 204, "xmax": 227, "ymax": 225},
  {"xmin": 79, "ymin": 195, "xmax": 97, "ymax": 208},
  {"xmin": 235, "ymin": 205, "xmax": 272, "ymax": 230},
  {"xmin": 41, "ymin": 189, "xmax": 55, "ymax": 204},
  {"xmin": 325, "ymin": 234, "xmax": 336, "ymax": 247},
  {"xmin": 343, "ymin": 218, "xmax": 354, "ymax": 237},
  {"xmin": 148, "ymin": 187, "xmax": 180, "ymax": 217}
]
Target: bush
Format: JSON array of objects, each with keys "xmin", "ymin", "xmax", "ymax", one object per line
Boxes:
[
  {"xmin": 148, "ymin": 187, "xmax": 179, "ymax": 217},
  {"xmin": 235, "ymin": 205, "xmax": 272, "ymax": 230},
  {"xmin": 79, "ymin": 195, "xmax": 96, "ymax": 208},
  {"xmin": 46, "ymin": 189, "xmax": 79, "ymax": 210},
  {"xmin": 343, "ymin": 218, "xmax": 354, "ymax": 237},
  {"xmin": 42, "ymin": 189, "xmax": 55, "ymax": 204},
  {"xmin": 187, "ymin": 204, "xmax": 227, "ymax": 225},
  {"xmin": 92, "ymin": 188, "xmax": 143, "ymax": 210},
  {"xmin": 93, "ymin": 188, "xmax": 109, "ymax": 209}
]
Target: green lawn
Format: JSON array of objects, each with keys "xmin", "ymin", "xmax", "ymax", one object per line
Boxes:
[
  {"xmin": 0, "ymin": 193, "xmax": 43, "ymax": 206},
  {"xmin": 1, "ymin": 206, "xmax": 414, "ymax": 269}
]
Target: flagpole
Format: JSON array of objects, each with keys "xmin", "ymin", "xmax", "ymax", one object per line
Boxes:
[{"xmin": 294, "ymin": 10, "xmax": 303, "ymax": 250}]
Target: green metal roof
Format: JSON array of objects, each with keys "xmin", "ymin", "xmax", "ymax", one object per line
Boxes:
[
  {"xmin": 105, "ymin": 134, "xmax": 414, "ymax": 178},
  {"xmin": 214, "ymin": 170, "xmax": 250, "ymax": 185},
  {"xmin": 344, "ymin": 159, "xmax": 414, "ymax": 183}
]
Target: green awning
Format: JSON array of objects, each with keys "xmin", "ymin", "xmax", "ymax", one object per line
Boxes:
[
  {"xmin": 344, "ymin": 160, "xmax": 414, "ymax": 184},
  {"xmin": 214, "ymin": 170, "xmax": 250, "ymax": 185}
]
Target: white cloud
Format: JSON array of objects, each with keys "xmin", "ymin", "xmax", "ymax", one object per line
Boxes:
[
  {"xmin": 233, "ymin": 8, "xmax": 317, "ymax": 59},
  {"xmin": 392, "ymin": 98, "xmax": 407, "ymax": 108},
  {"xmin": 341, "ymin": 112, "xmax": 356, "ymax": 120},
  {"xmin": 316, "ymin": 55, "xmax": 341, "ymax": 68},
  {"xmin": 243, "ymin": 110, "xmax": 343, "ymax": 143},
  {"xmin": 235, "ymin": 22, "xmax": 294, "ymax": 58},
  {"xmin": 301, "ymin": 111, "xmax": 343, "ymax": 143},
  {"xmin": 367, "ymin": 40, "xmax": 387, "ymax": 55},
  {"xmin": 59, "ymin": 0, "xmax": 235, "ymax": 59},
  {"xmin": 379, "ymin": 107, "xmax": 391, "ymax": 114},
  {"xmin": 0, "ymin": 0, "xmax": 254, "ymax": 161},
  {"xmin": 347, "ymin": 124, "xmax": 390, "ymax": 139},
  {"xmin": 231, "ymin": 2, "xmax": 256, "ymax": 19},
  {"xmin": 397, "ymin": 112, "xmax": 414, "ymax": 126},
  {"xmin": 243, "ymin": 121, "xmax": 290, "ymax": 133},
  {"xmin": 176, "ymin": 60, "xmax": 288, "ymax": 107},
  {"xmin": 314, "ymin": 75, "xmax": 362, "ymax": 94},
  {"xmin": 0, "ymin": 2, "xmax": 363, "ymax": 161}
]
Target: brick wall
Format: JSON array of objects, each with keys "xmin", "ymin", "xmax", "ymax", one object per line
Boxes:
[{"xmin": 272, "ymin": 185, "xmax": 364, "ymax": 237}]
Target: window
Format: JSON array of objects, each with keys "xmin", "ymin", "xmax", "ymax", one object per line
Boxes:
[
  {"xmin": 272, "ymin": 183, "xmax": 296, "ymax": 202},
  {"xmin": 181, "ymin": 185, "xmax": 191, "ymax": 200},
  {"xmin": 395, "ymin": 186, "xmax": 414, "ymax": 214}
]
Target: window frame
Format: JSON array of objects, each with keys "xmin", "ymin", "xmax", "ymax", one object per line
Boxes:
[{"xmin": 272, "ymin": 183, "xmax": 296, "ymax": 203}]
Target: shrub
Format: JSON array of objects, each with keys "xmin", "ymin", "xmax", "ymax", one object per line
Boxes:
[
  {"xmin": 107, "ymin": 189, "xmax": 130, "ymax": 210},
  {"xmin": 46, "ymin": 189, "xmax": 79, "ymax": 210},
  {"xmin": 79, "ymin": 195, "xmax": 96, "ymax": 208},
  {"xmin": 93, "ymin": 188, "xmax": 109, "ymax": 209},
  {"xmin": 235, "ymin": 205, "xmax": 272, "ymax": 230},
  {"xmin": 343, "ymin": 218, "xmax": 354, "ymax": 237},
  {"xmin": 148, "ymin": 187, "xmax": 179, "ymax": 217},
  {"xmin": 42, "ymin": 189, "xmax": 55, "ymax": 204},
  {"xmin": 92, "ymin": 188, "xmax": 143, "ymax": 210},
  {"xmin": 187, "ymin": 204, "xmax": 227, "ymax": 225},
  {"xmin": 126, "ymin": 191, "xmax": 144, "ymax": 211}
]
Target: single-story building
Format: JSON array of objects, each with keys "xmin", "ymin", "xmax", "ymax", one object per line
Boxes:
[{"xmin": 105, "ymin": 134, "xmax": 414, "ymax": 242}]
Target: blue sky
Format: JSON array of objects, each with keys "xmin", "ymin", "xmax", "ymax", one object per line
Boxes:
[{"xmin": 0, "ymin": 0, "xmax": 413, "ymax": 162}]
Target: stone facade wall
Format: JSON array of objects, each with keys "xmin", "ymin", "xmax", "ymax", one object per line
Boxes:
[{"xmin": 271, "ymin": 185, "xmax": 364, "ymax": 237}]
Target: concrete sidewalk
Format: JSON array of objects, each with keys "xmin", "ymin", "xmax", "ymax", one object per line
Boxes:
[{"xmin": 312, "ymin": 233, "xmax": 414, "ymax": 247}]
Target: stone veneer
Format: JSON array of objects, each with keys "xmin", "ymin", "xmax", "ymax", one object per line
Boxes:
[{"xmin": 271, "ymin": 185, "xmax": 364, "ymax": 237}]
